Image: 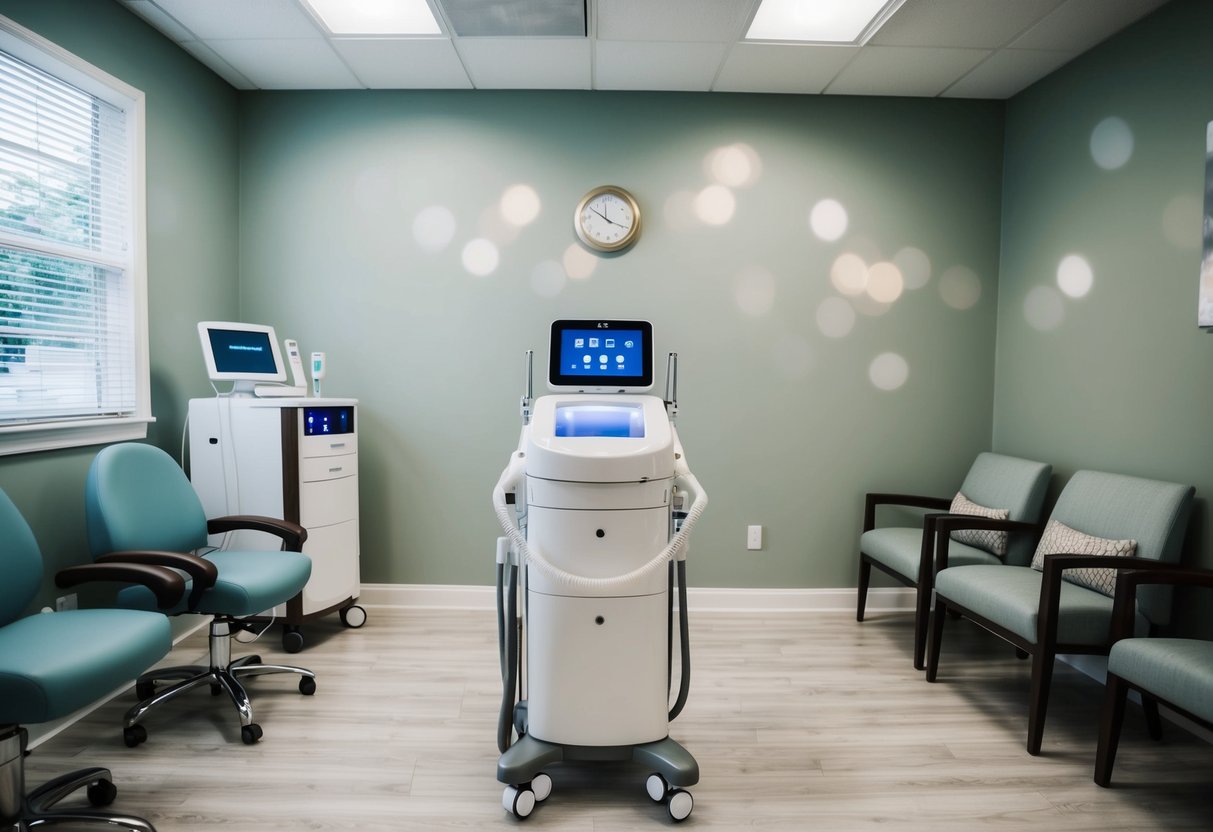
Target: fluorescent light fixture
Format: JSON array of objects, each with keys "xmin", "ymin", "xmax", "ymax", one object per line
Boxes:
[
  {"xmin": 303, "ymin": 0, "xmax": 441, "ymax": 35},
  {"xmin": 746, "ymin": 0, "xmax": 907, "ymax": 44}
]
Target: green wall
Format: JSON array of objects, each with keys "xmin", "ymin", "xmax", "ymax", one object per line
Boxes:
[
  {"xmin": 238, "ymin": 90, "xmax": 1005, "ymax": 587},
  {"xmin": 0, "ymin": 0, "xmax": 240, "ymax": 611},
  {"xmin": 994, "ymin": 0, "xmax": 1213, "ymax": 630}
]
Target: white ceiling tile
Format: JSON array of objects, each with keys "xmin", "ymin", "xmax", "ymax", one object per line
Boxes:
[
  {"xmin": 331, "ymin": 39, "xmax": 472, "ymax": 89},
  {"xmin": 826, "ymin": 46, "xmax": 990, "ymax": 96},
  {"xmin": 871, "ymin": 0, "xmax": 1065, "ymax": 49},
  {"xmin": 1011, "ymin": 0, "xmax": 1170, "ymax": 52},
  {"xmin": 596, "ymin": 0, "xmax": 757, "ymax": 43},
  {"xmin": 457, "ymin": 39, "xmax": 591, "ymax": 89},
  {"xmin": 178, "ymin": 40, "xmax": 257, "ymax": 89},
  {"xmin": 595, "ymin": 41, "xmax": 728, "ymax": 91},
  {"xmin": 941, "ymin": 48, "xmax": 1077, "ymax": 99},
  {"xmin": 714, "ymin": 43, "xmax": 857, "ymax": 94},
  {"xmin": 120, "ymin": 0, "xmax": 197, "ymax": 42},
  {"xmin": 149, "ymin": 0, "xmax": 322, "ymax": 40},
  {"xmin": 205, "ymin": 39, "xmax": 362, "ymax": 89}
]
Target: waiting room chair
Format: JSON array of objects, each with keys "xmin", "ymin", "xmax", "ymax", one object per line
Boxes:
[
  {"xmin": 1095, "ymin": 564, "xmax": 1213, "ymax": 786},
  {"xmin": 925, "ymin": 470, "xmax": 1194, "ymax": 755},
  {"xmin": 85, "ymin": 443, "xmax": 317, "ymax": 746},
  {"xmin": 0, "ymin": 487, "xmax": 183, "ymax": 831},
  {"xmin": 857, "ymin": 452, "xmax": 1052, "ymax": 669}
]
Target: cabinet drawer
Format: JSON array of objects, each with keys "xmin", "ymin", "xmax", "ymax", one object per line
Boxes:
[
  {"xmin": 301, "ymin": 453, "xmax": 357, "ymax": 483},
  {"xmin": 299, "ymin": 432, "xmax": 357, "ymax": 459},
  {"xmin": 301, "ymin": 471, "xmax": 358, "ymax": 528}
]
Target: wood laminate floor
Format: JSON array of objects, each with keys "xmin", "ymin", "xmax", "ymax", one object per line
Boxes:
[{"xmin": 22, "ymin": 607, "xmax": 1213, "ymax": 830}]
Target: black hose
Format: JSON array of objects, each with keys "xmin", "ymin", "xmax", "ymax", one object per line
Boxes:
[
  {"xmin": 667, "ymin": 561, "xmax": 674, "ymax": 696},
  {"xmin": 497, "ymin": 562, "xmax": 519, "ymax": 753},
  {"xmin": 668, "ymin": 559, "xmax": 691, "ymax": 721}
]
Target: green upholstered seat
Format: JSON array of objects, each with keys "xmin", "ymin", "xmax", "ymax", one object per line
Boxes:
[
  {"xmin": 117, "ymin": 549, "xmax": 311, "ymax": 617},
  {"xmin": 1108, "ymin": 638, "xmax": 1213, "ymax": 726},
  {"xmin": 862, "ymin": 528, "xmax": 999, "ymax": 577}
]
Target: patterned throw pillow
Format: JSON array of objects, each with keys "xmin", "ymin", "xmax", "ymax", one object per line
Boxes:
[
  {"xmin": 1029, "ymin": 519, "xmax": 1137, "ymax": 597},
  {"xmin": 949, "ymin": 492, "xmax": 1009, "ymax": 557}
]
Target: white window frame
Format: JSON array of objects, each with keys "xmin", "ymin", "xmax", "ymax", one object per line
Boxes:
[{"xmin": 0, "ymin": 15, "xmax": 151, "ymax": 456}]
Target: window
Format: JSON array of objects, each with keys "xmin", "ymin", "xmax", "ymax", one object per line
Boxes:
[{"xmin": 0, "ymin": 16, "xmax": 149, "ymax": 455}]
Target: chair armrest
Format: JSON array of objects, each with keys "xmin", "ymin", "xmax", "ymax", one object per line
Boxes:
[
  {"xmin": 207, "ymin": 515, "xmax": 308, "ymax": 551},
  {"xmin": 931, "ymin": 516, "xmax": 1040, "ymax": 573},
  {"xmin": 96, "ymin": 551, "xmax": 218, "ymax": 610},
  {"xmin": 55, "ymin": 562, "xmax": 186, "ymax": 610},
  {"xmin": 1107, "ymin": 564, "xmax": 1213, "ymax": 642},
  {"xmin": 1036, "ymin": 554, "xmax": 1164, "ymax": 647},
  {"xmin": 863, "ymin": 493, "xmax": 950, "ymax": 531}
]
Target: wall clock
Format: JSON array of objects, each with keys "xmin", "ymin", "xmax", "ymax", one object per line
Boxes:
[{"xmin": 574, "ymin": 185, "xmax": 641, "ymax": 253}]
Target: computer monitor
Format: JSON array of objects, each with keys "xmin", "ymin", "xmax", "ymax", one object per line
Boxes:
[
  {"xmin": 548, "ymin": 319, "xmax": 653, "ymax": 392},
  {"xmin": 197, "ymin": 321, "xmax": 286, "ymax": 394}
]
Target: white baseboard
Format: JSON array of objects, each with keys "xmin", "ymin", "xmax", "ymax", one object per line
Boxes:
[{"xmin": 358, "ymin": 583, "xmax": 916, "ymax": 613}]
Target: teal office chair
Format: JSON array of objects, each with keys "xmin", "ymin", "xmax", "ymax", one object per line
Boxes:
[
  {"xmin": 1095, "ymin": 564, "xmax": 1213, "ymax": 786},
  {"xmin": 0, "ymin": 487, "xmax": 183, "ymax": 831},
  {"xmin": 858, "ymin": 452, "xmax": 1052, "ymax": 669},
  {"xmin": 926, "ymin": 470, "xmax": 1194, "ymax": 755},
  {"xmin": 85, "ymin": 443, "xmax": 317, "ymax": 746}
]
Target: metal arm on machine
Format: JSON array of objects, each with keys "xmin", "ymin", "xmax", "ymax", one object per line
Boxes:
[{"xmin": 665, "ymin": 352, "xmax": 678, "ymax": 423}]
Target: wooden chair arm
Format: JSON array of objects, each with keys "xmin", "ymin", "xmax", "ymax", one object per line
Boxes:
[
  {"xmin": 96, "ymin": 550, "xmax": 218, "ymax": 610},
  {"xmin": 863, "ymin": 492, "xmax": 950, "ymax": 532},
  {"xmin": 1036, "ymin": 554, "xmax": 1164, "ymax": 648},
  {"xmin": 207, "ymin": 515, "xmax": 307, "ymax": 551},
  {"xmin": 1106, "ymin": 564, "xmax": 1213, "ymax": 642},
  {"xmin": 55, "ymin": 562, "xmax": 187, "ymax": 610},
  {"xmin": 931, "ymin": 516, "xmax": 1040, "ymax": 573}
]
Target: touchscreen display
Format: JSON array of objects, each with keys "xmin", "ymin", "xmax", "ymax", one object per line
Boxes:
[
  {"xmin": 208, "ymin": 328, "xmax": 278, "ymax": 374},
  {"xmin": 304, "ymin": 406, "xmax": 354, "ymax": 436},
  {"xmin": 549, "ymin": 320, "xmax": 653, "ymax": 389}
]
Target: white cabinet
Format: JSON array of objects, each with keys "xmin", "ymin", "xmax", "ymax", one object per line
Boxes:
[{"xmin": 188, "ymin": 397, "xmax": 364, "ymax": 651}]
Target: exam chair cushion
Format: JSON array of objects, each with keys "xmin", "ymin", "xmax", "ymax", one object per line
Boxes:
[
  {"xmin": 861, "ymin": 527, "xmax": 1000, "ymax": 580},
  {"xmin": 1108, "ymin": 638, "xmax": 1213, "ymax": 725},
  {"xmin": 0, "ymin": 608, "xmax": 171, "ymax": 724},
  {"xmin": 934, "ymin": 564, "xmax": 1148, "ymax": 645},
  {"xmin": 116, "ymin": 549, "xmax": 312, "ymax": 617}
]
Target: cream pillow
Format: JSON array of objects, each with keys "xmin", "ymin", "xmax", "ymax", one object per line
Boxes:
[
  {"xmin": 949, "ymin": 492, "xmax": 1009, "ymax": 557},
  {"xmin": 1030, "ymin": 519, "xmax": 1137, "ymax": 596}
]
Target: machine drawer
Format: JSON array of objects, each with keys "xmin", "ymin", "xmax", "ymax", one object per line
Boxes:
[
  {"xmin": 301, "ymin": 453, "xmax": 358, "ymax": 483},
  {"xmin": 299, "ymin": 432, "xmax": 357, "ymax": 459},
  {"xmin": 300, "ymin": 472, "xmax": 358, "ymax": 528}
]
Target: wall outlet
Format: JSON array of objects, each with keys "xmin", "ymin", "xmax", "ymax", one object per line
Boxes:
[
  {"xmin": 746, "ymin": 524, "xmax": 763, "ymax": 550},
  {"xmin": 55, "ymin": 593, "xmax": 77, "ymax": 612}
]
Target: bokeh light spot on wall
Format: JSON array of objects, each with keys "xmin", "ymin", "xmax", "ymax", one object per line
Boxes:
[
  {"xmin": 1090, "ymin": 117, "xmax": 1133, "ymax": 170},
  {"xmin": 500, "ymin": 184, "xmax": 541, "ymax": 227},
  {"xmin": 830, "ymin": 252, "xmax": 868, "ymax": 296},
  {"xmin": 816, "ymin": 296, "xmax": 855, "ymax": 338},
  {"xmin": 866, "ymin": 261, "xmax": 904, "ymax": 304},
  {"xmin": 1056, "ymin": 254, "xmax": 1094, "ymax": 298},
  {"xmin": 772, "ymin": 332, "xmax": 814, "ymax": 380},
  {"xmin": 869, "ymin": 352, "xmax": 909, "ymax": 391},
  {"xmin": 663, "ymin": 189, "xmax": 697, "ymax": 232},
  {"xmin": 562, "ymin": 243, "xmax": 597, "ymax": 280},
  {"xmin": 1024, "ymin": 285, "xmax": 1065, "ymax": 331},
  {"xmin": 479, "ymin": 203, "xmax": 520, "ymax": 245},
  {"xmin": 937, "ymin": 265, "xmax": 981, "ymax": 310},
  {"xmin": 461, "ymin": 238, "xmax": 499, "ymax": 276},
  {"xmin": 809, "ymin": 199, "xmax": 848, "ymax": 242},
  {"xmin": 706, "ymin": 143, "xmax": 762, "ymax": 188},
  {"xmin": 1162, "ymin": 194, "xmax": 1202, "ymax": 249},
  {"xmin": 694, "ymin": 185, "xmax": 736, "ymax": 225},
  {"xmin": 894, "ymin": 246, "xmax": 931, "ymax": 290},
  {"xmin": 733, "ymin": 265, "xmax": 776, "ymax": 317},
  {"xmin": 531, "ymin": 260, "xmax": 566, "ymax": 298},
  {"xmin": 412, "ymin": 205, "xmax": 456, "ymax": 252}
]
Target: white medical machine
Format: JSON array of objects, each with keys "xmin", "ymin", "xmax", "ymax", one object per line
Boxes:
[
  {"xmin": 189, "ymin": 322, "xmax": 366, "ymax": 652},
  {"xmin": 492, "ymin": 320, "xmax": 708, "ymax": 822}
]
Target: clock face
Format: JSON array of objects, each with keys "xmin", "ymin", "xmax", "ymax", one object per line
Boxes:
[{"xmin": 575, "ymin": 187, "xmax": 640, "ymax": 252}]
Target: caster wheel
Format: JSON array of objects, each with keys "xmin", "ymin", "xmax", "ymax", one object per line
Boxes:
[
  {"xmin": 87, "ymin": 778, "xmax": 117, "ymax": 807},
  {"xmin": 241, "ymin": 724, "xmax": 263, "ymax": 745},
  {"xmin": 135, "ymin": 680, "xmax": 155, "ymax": 701},
  {"xmin": 340, "ymin": 605, "xmax": 367, "ymax": 629},
  {"xmin": 502, "ymin": 785, "xmax": 535, "ymax": 819},
  {"xmin": 299, "ymin": 676, "xmax": 317, "ymax": 696},
  {"xmin": 668, "ymin": 789, "xmax": 693, "ymax": 822},
  {"xmin": 282, "ymin": 629, "xmax": 304, "ymax": 654},
  {"xmin": 645, "ymin": 772, "xmax": 669, "ymax": 803},
  {"xmin": 122, "ymin": 724, "xmax": 147, "ymax": 748},
  {"xmin": 530, "ymin": 772, "xmax": 552, "ymax": 803}
]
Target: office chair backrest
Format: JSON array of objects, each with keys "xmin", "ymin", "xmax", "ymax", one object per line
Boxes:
[
  {"xmin": 85, "ymin": 443, "xmax": 210, "ymax": 557},
  {"xmin": 0, "ymin": 488, "xmax": 42, "ymax": 627},
  {"xmin": 958, "ymin": 452, "xmax": 1052, "ymax": 567},
  {"xmin": 1050, "ymin": 470, "xmax": 1194, "ymax": 626}
]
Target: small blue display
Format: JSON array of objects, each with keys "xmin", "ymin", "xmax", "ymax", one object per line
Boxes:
[
  {"xmin": 554, "ymin": 403, "xmax": 645, "ymax": 438},
  {"xmin": 558, "ymin": 328, "xmax": 644, "ymax": 378},
  {"xmin": 207, "ymin": 329, "xmax": 278, "ymax": 374},
  {"xmin": 304, "ymin": 406, "xmax": 354, "ymax": 436}
]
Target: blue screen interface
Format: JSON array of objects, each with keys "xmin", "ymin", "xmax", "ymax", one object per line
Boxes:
[
  {"xmin": 304, "ymin": 406, "xmax": 354, "ymax": 436},
  {"xmin": 208, "ymin": 329, "xmax": 278, "ymax": 374},
  {"xmin": 559, "ymin": 328, "xmax": 644, "ymax": 378},
  {"xmin": 554, "ymin": 404, "xmax": 645, "ymax": 438}
]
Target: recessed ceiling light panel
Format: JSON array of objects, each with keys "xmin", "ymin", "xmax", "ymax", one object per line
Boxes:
[
  {"xmin": 303, "ymin": 0, "xmax": 442, "ymax": 36},
  {"xmin": 746, "ymin": 0, "xmax": 907, "ymax": 44}
]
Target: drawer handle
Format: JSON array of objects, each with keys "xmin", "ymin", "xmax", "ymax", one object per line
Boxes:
[
  {"xmin": 329, "ymin": 466, "xmax": 343, "ymax": 473},
  {"xmin": 330, "ymin": 442, "xmax": 346, "ymax": 449}
]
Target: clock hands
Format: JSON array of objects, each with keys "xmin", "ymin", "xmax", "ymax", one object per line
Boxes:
[{"xmin": 589, "ymin": 204, "xmax": 631, "ymax": 230}]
